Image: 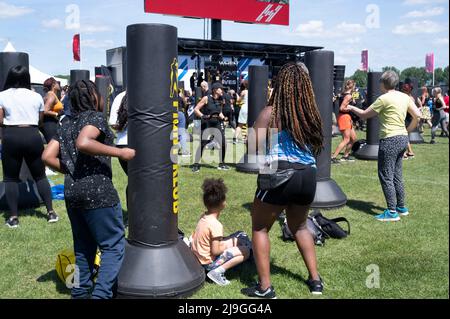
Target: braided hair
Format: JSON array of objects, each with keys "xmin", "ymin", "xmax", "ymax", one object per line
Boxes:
[
  {"xmin": 116, "ymin": 93, "xmax": 128, "ymax": 132},
  {"xmin": 69, "ymin": 80, "xmax": 100, "ymax": 115},
  {"xmin": 268, "ymin": 63, "xmax": 324, "ymax": 157}
]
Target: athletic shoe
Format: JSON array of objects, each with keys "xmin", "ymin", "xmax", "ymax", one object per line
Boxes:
[
  {"xmin": 430, "ymin": 140, "xmax": 436, "ymax": 144},
  {"xmin": 5, "ymin": 218, "xmax": 19, "ymax": 229},
  {"xmin": 47, "ymin": 211, "xmax": 59, "ymax": 223},
  {"xmin": 306, "ymin": 277, "xmax": 324, "ymax": 295},
  {"xmin": 375, "ymin": 210, "xmax": 401, "ymax": 222},
  {"xmin": 218, "ymin": 164, "xmax": 231, "ymax": 171},
  {"xmin": 331, "ymin": 158, "xmax": 340, "ymax": 164},
  {"xmin": 341, "ymin": 156, "xmax": 356, "ymax": 162},
  {"xmin": 241, "ymin": 285, "xmax": 277, "ymax": 299},
  {"xmin": 406, "ymin": 153, "xmax": 415, "ymax": 159},
  {"xmin": 191, "ymin": 165, "xmax": 201, "ymax": 173},
  {"xmin": 207, "ymin": 269, "xmax": 231, "ymax": 286},
  {"xmin": 396, "ymin": 207, "xmax": 410, "ymax": 217}
]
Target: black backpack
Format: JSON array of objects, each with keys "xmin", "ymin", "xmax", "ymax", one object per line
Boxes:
[{"xmin": 281, "ymin": 210, "xmax": 350, "ymax": 245}]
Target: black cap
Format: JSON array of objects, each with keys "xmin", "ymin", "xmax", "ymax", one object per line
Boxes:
[{"xmin": 212, "ymin": 82, "xmax": 224, "ymax": 91}]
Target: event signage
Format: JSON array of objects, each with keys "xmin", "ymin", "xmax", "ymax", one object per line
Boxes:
[{"xmin": 144, "ymin": 0, "xmax": 290, "ymax": 26}]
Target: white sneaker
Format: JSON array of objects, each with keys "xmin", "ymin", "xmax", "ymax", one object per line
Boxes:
[{"xmin": 207, "ymin": 269, "xmax": 231, "ymax": 286}]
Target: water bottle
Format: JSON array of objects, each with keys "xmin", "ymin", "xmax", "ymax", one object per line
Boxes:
[{"xmin": 428, "ymin": 98, "xmax": 434, "ymax": 112}]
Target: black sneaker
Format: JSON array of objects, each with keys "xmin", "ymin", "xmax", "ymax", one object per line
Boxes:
[
  {"xmin": 331, "ymin": 158, "xmax": 340, "ymax": 164},
  {"xmin": 241, "ymin": 285, "xmax": 277, "ymax": 299},
  {"xmin": 191, "ymin": 165, "xmax": 201, "ymax": 173},
  {"xmin": 218, "ymin": 164, "xmax": 231, "ymax": 171},
  {"xmin": 47, "ymin": 211, "xmax": 59, "ymax": 223},
  {"xmin": 306, "ymin": 277, "xmax": 324, "ymax": 295},
  {"xmin": 5, "ymin": 217, "xmax": 19, "ymax": 229},
  {"xmin": 430, "ymin": 140, "xmax": 436, "ymax": 145}
]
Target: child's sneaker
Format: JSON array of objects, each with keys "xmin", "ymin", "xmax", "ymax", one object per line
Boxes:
[
  {"xmin": 207, "ymin": 269, "xmax": 230, "ymax": 286},
  {"xmin": 396, "ymin": 207, "xmax": 410, "ymax": 216},
  {"xmin": 306, "ymin": 277, "xmax": 324, "ymax": 295},
  {"xmin": 375, "ymin": 210, "xmax": 401, "ymax": 222},
  {"xmin": 241, "ymin": 284, "xmax": 277, "ymax": 299}
]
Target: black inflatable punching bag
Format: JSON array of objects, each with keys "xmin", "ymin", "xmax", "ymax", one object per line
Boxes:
[
  {"xmin": 117, "ymin": 24, "xmax": 204, "ymax": 299},
  {"xmin": 305, "ymin": 51, "xmax": 347, "ymax": 209},
  {"xmin": 70, "ymin": 70, "xmax": 90, "ymax": 85},
  {"xmin": 0, "ymin": 52, "xmax": 37, "ymax": 183},
  {"xmin": 355, "ymin": 72, "xmax": 382, "ymax": 160},
  {"xmin": 408, "ymin": 77, "xmax": 424, "ymax": 144},
  {"xmin": 95, "ymin": 75, "xmax": 111, "ymax": 118},
  {"xmin": 236, "ymin": 65, "xmax": 269, "ymax": 174}
]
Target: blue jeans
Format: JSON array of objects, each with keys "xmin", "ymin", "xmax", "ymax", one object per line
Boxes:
[{"xmin": 67, "ymin": 203, "xmax": 125, "ymax": 299}]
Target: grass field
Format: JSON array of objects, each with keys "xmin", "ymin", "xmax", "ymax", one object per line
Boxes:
[{"xmin": 0, "ymin": 129, "xmax": 448, "ymax": 299}]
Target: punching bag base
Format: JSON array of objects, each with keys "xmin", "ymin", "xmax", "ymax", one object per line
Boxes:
[
  {"xmin": 354, "ymin": 144, "xmax": 380, "ymax": 161},
  {"xmin": 117, "ymin": 240, "xmax": 205, "ymax": 299},
  {"xmin": 311, "ymin": 179, "xmax": 347, "ymax": 210},
  {"xmin": 236, "ymin": 154, "xmax": 263, "ymax": 174},
  {"xmin": 409, "ymin": 131, "xmax": 425, "ymax": 144}
]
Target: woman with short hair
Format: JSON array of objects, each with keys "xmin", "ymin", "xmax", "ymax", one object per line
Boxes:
[
  {"xmin": 348, "ymin": 71, "xmax": 421, "ymax": 222},
  {"xmin": 0, "ymin": 66, "xmax": 58, "ymax": 228}
]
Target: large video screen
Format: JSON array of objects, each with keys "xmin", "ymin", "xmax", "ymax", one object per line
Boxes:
[{"xmin": 144, "ymin": 0, "xmax": 289, "ymax": 26}]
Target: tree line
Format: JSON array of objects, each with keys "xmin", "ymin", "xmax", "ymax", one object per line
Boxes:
[{"xmin": 348, "ymin": 66, "xmax": 449, "ymax": 89}]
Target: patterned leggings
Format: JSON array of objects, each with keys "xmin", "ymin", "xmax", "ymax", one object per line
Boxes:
[{"xmin": 378, "ymin": 135, "xmax": 409, "ymax": 211}]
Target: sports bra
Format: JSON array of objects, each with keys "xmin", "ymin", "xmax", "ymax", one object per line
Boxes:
[{"xmin": 48, "ymin": 92, "xmax": 64, "ymax": 113}]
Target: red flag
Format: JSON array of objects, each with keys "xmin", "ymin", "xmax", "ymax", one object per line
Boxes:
[
  {"xmin": 360, "ymin": 50, "xmax": 369, "ymax": 72},
  {"xmin": 425, "ymin": 53, "xmax": 434, "ymax": 74},
  {"xmin": 73, "ymin": 34, "xmax": 80, "ymax": 62}
]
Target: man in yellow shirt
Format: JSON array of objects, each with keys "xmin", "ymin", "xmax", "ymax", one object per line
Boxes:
[{"xmin": 347, "ymin": 71, "xmax": 421, "ymax": 222}]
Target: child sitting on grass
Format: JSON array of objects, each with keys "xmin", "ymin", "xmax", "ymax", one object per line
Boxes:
[{"xmin": 191, "ymin": 178, "xmax": 251, "ymax": 286}]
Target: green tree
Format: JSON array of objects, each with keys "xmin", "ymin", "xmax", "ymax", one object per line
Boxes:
[
  {"xmin": 434, "ymin": 67, "xmax": 449, "ymax": 86},
  {"xmin": 382, "ymin": 66, "xmax": 401, "ymax": 75},
  {"xmin": 350, "ymin": 70, "xmax": 368, "ymax": 88},
  {"xmin": 400, "ymin": 67, "xmax": 431, "ymax": 87}
]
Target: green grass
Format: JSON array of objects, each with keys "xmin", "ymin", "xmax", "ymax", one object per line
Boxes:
[{"xmin": 0, "ymin": 129, "xmax": 448, "ymax": 299}]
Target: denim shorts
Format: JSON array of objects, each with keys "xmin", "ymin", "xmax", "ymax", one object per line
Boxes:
[{"xmin": 203, "ymin": 250, "xmax": 235, "ymax": 272}]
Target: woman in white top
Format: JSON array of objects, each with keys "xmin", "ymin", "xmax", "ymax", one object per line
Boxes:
[
  {"xmin": 0, "ymin": 66, "xmax": 58, "ymax": 228},
  {"xmin": 233, "ymin": 81, "xmax": 249, "ymax": 144},
  {"xmin": 109, "ymin": 91, "xmax": 128, "ymax": 174}
]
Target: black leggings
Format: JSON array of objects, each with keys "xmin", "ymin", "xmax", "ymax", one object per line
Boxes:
[
  {"xmin": 194, "ymin": 119, "xmax": 227, "ymax": 165},
  {"xmin": 40, "ymin": 116, "xmax": 58, "ymax": 144},
  {"xmin": 1, "ymin": 127, "xmax": 53, "ymax": 217}
]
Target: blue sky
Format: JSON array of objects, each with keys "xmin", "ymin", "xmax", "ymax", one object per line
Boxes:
[{"xmin": 0, "ymin": 0, "xmax": 448, "ymax": 77}]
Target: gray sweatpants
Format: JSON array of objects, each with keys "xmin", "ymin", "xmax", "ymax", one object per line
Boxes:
[{"xmin": 378, "ymin": 135, "xmax": 409, "ymax": 211}]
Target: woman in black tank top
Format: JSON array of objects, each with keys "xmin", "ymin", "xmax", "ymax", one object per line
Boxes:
[{"xmin": 192, "ymin": 82, "xmax": 230, "ymax": 172}]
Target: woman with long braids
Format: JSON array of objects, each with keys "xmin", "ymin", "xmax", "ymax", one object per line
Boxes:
[
  {"xmin": 241, "ymin": 63, "xmax": 324, "ymax": 299},
  {"xmin": 43, "ymin": 80, "xmax": 135, "ymax": 299}
]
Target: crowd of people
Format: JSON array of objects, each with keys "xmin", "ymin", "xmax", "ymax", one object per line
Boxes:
[{"xmin": 0, "ymin": 60, "xmax": 448, "ymax": 299}]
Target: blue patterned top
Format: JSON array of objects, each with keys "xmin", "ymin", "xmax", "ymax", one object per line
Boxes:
[{"xmin": 267, "ymin": 130, "xmax": 316, "ymax": 167}]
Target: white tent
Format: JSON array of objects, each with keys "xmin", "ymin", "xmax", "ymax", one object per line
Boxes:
[{"xmin": 2, "ymin": 42, "xmax": 68, "ymax": 86}]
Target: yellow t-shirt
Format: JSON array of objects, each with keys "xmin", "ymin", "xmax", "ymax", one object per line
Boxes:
[
  {"xmin": 370, "ymin": 91, "xmax": 411, "ymax": 139},
  {"xmin": 191, "ymin": 214, "xmax": 224, "ymax": 265}
]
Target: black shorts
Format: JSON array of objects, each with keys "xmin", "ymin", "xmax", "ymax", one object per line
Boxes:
[{"xmin": 255, "ymin": 166, "xmax": 317, "ymax": 206}]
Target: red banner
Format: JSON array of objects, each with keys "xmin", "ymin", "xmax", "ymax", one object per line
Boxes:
[
  {"xmin": 73, "ymin": 34, "xmax": 80, "ymax": 62},
  {"xmin": 425, "ymin": 53, "xmax": 434, "ymax": 74},
  {"xmin": 144, "ymin": 0, "xmax": 289, "ymax": 26},
  {"xmin": 360, "ymin": 49, "xmax": 369, "ymax": 72}
]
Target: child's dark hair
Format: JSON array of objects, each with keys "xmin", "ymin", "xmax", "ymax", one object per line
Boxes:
[{"xmin": 202, "ymin": 178, "xmax": 228, "ymax": 210}]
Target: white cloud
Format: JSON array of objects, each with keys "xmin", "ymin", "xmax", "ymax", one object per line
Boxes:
[
  {"xmin": 294, "ymin": 21, "xmax": 366, "ymax": 39},
  {"xmin": 66, "ymin": 23, "xmax": 113, "ymax": 34},
  {"xmin": 404, "ymin": 7, "xmax": 445, "ymax": 18},
  {"xmin": 0, "ymin": 2, "xmax": 33, "ymax": 18},
  {"xmin": 42, "ymin": 19, "xmax": 63, "ymax": 29},
  {"xmin": 393, "ymin": 20, "xmax": 446, "ymax": 35},
  {"xmin": 344, "ymin": 37, "xmax": 361, "ymax": 44},
  {"xmin": 82, "ymin": 39, "xmax": 114, "ymax": 49},
  {"xmin": 433, "ymin": 37, "xmax": 449, "ymax": 45},
  {"xmin": 403, "ymin": 0, "xmax": 447, "ymax": 5}
]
